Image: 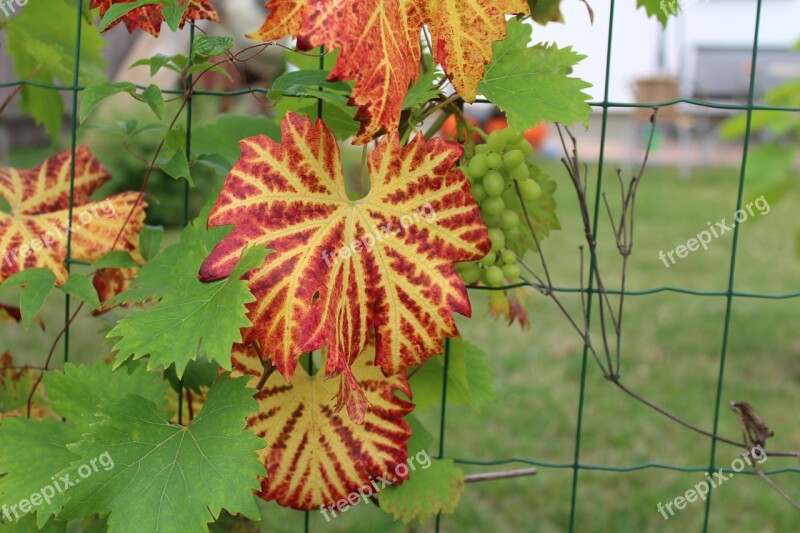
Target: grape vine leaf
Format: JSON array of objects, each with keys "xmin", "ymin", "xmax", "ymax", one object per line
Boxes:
[
  {"xmin": 636, "ymin": 0, "xmax": 677, "ymax": 27},
  {"xmin": 91, "ymin": 0, "xmax": 220, "ymax": 37},
  {"xmin": 108, "ymin": 243, "xmax": 268, "ymax": 377},
  {"xmin": 56, "ymin": 376, "xmax": 266, "ymax": 531},
  {"xmin": 3, "ymin": 0, "xmax": 106, "ymax": 141},
  {"xmin": 0, "ymin": 514, "xmax": 66, "ymax": 533},
  {"xmin": 478, "ymin": 19, "xmax": 592, "ymax": 132},
  {"xmin": 410, "ymin": 338, "xmax": 496, "ymax": 412},
  {"xmin": 0, "ymin": 353, "xmax": 51, "ymax": 419},
  {"xmin": 199, "ymin": 112, "xmax": 490, "ymax": 416},
  {"xmin": 0, "ymin": 148, "xmax": 147, "ymax": 286},
  {"xmin": 43, "ymin": 362, "xmax": 167, "ymax": 433},
  {"xmin": 59, "ymin": 273, "xmax": 101, "ymax": 310},
  {"xmin": 0, "ymin": 269, "xmax": 56, "ymax": 328},
  {"xmin": 230, "ymin": 343, "xmax": 413, "ymax": 510},
  {"xmin": 0, "ymin": 418, "xmax": 80, "ymax": 526},
  {"xmin": 379, "ymin": 458, "xmax": 465, "ymax": 523},
  {"xmin": 250, "ymin": 0, "xmax": 529, "ymax": 143}
]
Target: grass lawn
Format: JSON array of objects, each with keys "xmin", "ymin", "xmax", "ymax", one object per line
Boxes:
[{"xmin": 2, "ymin": 156, "xmax": 798, "ymax": 532}]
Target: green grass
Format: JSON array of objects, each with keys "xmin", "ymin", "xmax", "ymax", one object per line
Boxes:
[{"xmin": 2, "ymin": 160, "xmax": 799, "ymax": 532}]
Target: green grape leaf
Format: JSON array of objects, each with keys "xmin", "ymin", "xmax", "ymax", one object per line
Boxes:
[
  {"xmin": 410, "ymin": 338, "xmax": 496, "ymax": 412},
  {"xmin": 0, "ymin": 418, "xmax": 79, "ymax": 526},
  {"xmin": 137, "ymin": 84, "xmax": 164, "ymax": 120},
  {"xmin": 403, "ymin": 70, "xmax": 444, "ymax": 111},
  {"xmin": 191, "ymin": 35, "xmax": 234, "ymax": 62},
  {"xmin": 130, "ymin": 53, "xmax": 181, "ymax": 77},
  {"xmin": 58, "ymin": 273, "xmax": 100, "ymax": 310},
  {"xmin": 4, "ymin": 0, "xmax": 106, "ymax": 140},
  {"xmin": 191, "ymin": 115, "xmax": 281, "ymax": 168},
  {"xmin": 528, "ymin": 0, "xmax": 564, "ymax": 24},
  {"xmin": 274, "ymin": 97, "xmax": 359, "ymax": 140},
  {"xmin": 157, "ymin": 149, "xmax": 193, "ymax": 185},
  {"xmin": 0, "ymin": 268, "xmax": 56, "ymax": 328},
  {"xmin": 79, "ymin": 82, "xmax": 136, "ymax": 123},
  {"xmin": 406, "ymin": 414, "xmax": 434, "ymax": 455},
  {"xmin": 57, "ymin": 376, "xmax": 266, "ymax": 530},
  {"xmin": 108, "ymin": 246, "xmax": 268, "ymax": 377},
  {"xmin": 110, "ymin": 210, "xmax": 230, "ymax": 305},
  {"xmin": 162, "ymin": 0, "xmax": 192, "ymax": 32},
  {"xmin": 43, "ymin": 362, "xmax": 168, "ymax": 434},
  {"xmin": 379, "ymin": 459, "xmax": 465, "ymax": 524},
  {"xmin": 478, "ymin": 18, "xmax": 592, "ymax": 131},
  {"xmin": 637, "ymin": 0, "xmax": 677, "ymax": 27},
  {"xmin": 164, "ymin": 357, "xmax": 220, "ymax": 394},
  {"xmin": 92, "ymin": 251, "xmax": 139, "ymax": 269},
  {"xmin": 138, "ymin": 225, "xmax": 164, "ymax": 261},
  {"xmin": 0, "ymin": 513, "xmax": 66, "ymax": 533}
]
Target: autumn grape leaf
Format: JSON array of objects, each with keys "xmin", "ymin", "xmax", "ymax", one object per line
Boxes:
[
  {"xmin": 0, "ymin": 353, "xmax": 51, "ymax": 419},
  {"xmin": 108, "ymin": 245, "xmax": 267, "ymax": 377},
  {"xmin": 250, "ymin": 0, "xmax": 529, "ymax": 143},
  {"xmin": 0, "ymin": 149, "xmax": 147, "ymax": 286},
  {"xmin": 199, "ymin": 113, "xmax": 490, "ymax": 411},
  {"xmin": 379, "ymin": 459, "xmax": 465, "ymax": 523},
  {"xmin": 478, "ymin": 19, "xmax": 592, "ymax": 131},
  {"xmin": 230, "ymin": 342, "xmax": 413, "ymax": 510},
  {"xmin": 91, "ymin": 0, "xmax": 220, "ymax": 37},
  {"xmin": 43, "ymin": 362, "xmax": 167, "ymax": 433},
  {"xmin": 410, "ymin": 338, "xmax": 496, "ymax": 412},
  {"xmin": 56, "ymin": 376, "xmax": 265, "ymax": 530},
  {"xmin": 0, "ymin": 418, "xmax": 80, "ymax": 526}
]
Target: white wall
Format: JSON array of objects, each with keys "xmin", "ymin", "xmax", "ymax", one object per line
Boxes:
[{"xmin": 528, "ymin": 0, "xmax": 800, "ymax": 103}]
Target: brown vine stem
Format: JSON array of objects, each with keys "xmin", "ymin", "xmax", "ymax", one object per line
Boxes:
[
  {"xmin": 464, "ymin": 467, "xmax": 538, "ymax": 483},
  {"xmin": 0, "ymin": 66, "xmax": 41, "ymax": 116},
  {"xmin": 754, "ymin": 467, "xmax": 800, "ymax": 510}
]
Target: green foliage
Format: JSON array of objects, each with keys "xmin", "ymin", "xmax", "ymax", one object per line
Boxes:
[
  {"xmin": 379, "ymin": 459, "xmax": 465, "ymax": 524},
  {"xmin": 192, "ymin": 35, "xmax": 234, "ymax": 62},
  {"xmin": 92, "ymin": 251, "xmax": 139, "ymax": 269},
  {"xmin": 43, "ymin": 362, "xmax": 168, "ymax": 433},
  {"xmin": 479, "ymin": 19, "xmax": 592, "ymax": 131},
  {"xmin": 58, "ymin": 273, "xmax": 100, "ymax": 310},
  {"xmin": 98, "ymin": 0, "xmax": 161, "ymax": 31},
  {"xmin": 191, "ymin": 114, "xmax": 282, "ymax": 169},
  {"xmin": 138, "ymin": 226, "xmax": 164, "ymax": 261},
  {"xmin": 0, "ymin": 419, "xmax": 79, "ymax": 526},
  {"xmin": 57, "ymin": 376, "xmax": 265, "ymax": 531},
  {"xmin": 79, "ymin": 82, "xmax": 164, "ymax": 123},
  {"xmin": 411, "ymin": 339, "xmax": 496, "ymax": 412},
  {"xmin": 0, "ymin": 269, "xmax": 55, "ymax": 328},
  {"xmin": 108, "ymin": 216, "xmax": 269, "ymax": 375},
  {"xmin": 3, "ymin": 0, "xmax": 106, "ymax": 141}
]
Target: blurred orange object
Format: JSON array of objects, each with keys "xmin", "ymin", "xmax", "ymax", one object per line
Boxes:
[
  {"xmin": 524, "ymin": 123, "xmax": 548, "ymax": 150},
  {"xmin": 484, "ymin": 117, "xmax": 508, "ymax": 134},
  {"xmin": 439, "ymin": 114, "xmax": 479, "ymax": 142}
]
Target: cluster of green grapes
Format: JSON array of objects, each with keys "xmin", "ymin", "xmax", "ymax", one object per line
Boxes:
[{"xmin": 457, "ymin": 128, "xmax": 542, "ymax": 287}]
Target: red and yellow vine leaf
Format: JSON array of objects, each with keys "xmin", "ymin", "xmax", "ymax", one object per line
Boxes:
[
  {"xmin": 0, "ymin": 303, "xmax": 46, "ymax": 330},
  {"xmin": 91, "ymin": 0, "xmax": 219, "ymax": 37},
  {"xmin": 199, "ymin": 113, "xmax": 489, "ymax": 397},
  {"xmin": 250, "ymin": 0, "xmax": 528, "ymax": 143},
  {"xmin": 0, "ymin": 146, "xmax": 110, "ymax": 215},
  {"xmin": 231, "ymin": 342, "xmax": 413, "ymax": 510},
  {"xmin": 0, "ymin": 149, "xmax": 147, "ymax": 285}
]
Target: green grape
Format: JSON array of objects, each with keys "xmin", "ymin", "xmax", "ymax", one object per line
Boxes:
[
  {"xmin": 471, "ymin": 182, "xmax": 487, "ymax": 203},
  {"xmin": 487, "ymin": 130, "xmax": 506, "ymax": 152},
  {"xmin": 488, "ymin": 228, "xmax": 505, "ymax": 251},
  {"xmin": 481, "ymin": 196, "xmax": 505, "ymax": 216},
  {"xmin": 485, "ymin": 265, "xmax": 505, "ymax": 287},
  {"xmin": 510, "ymin": 163, "xmax": 530, "ymax": 181},
  {"xmin": 483, "ymin": 170, "xmax": 505, "ymax": 197},
  {"xmin": 460, "ymin": 263, "xmax": 481, "ymax": 284},
  {"xmin": 499, "ymin": 210, "xmax": 519, "ymax": 230},
  {"xmin": 501, "ymin": 249, "xmax": 517, "ymax": 265},
  {"xmin": 479, "ymin": 252, "xmax": 496, "ymax": 267},
  {"xmin": 518, "ymin": 140, "xmax": 534, "ymax": 157},
  {"xmin": 481, "ymin": 212, "xmax": 501, "ymax": 227},
  {"xmin": 501, "ymin": 127, "xmax": 521, "ymax": 144},
  {"xmin": 504, "ymin": 226, "xmax": 520, "ymax": 243},
  {"xmin": 503, "ymin": 149, "xmax": 525, "ymax": 169},
  {"xmin": 475, "ymin": 144, "xmax": 489, "ymax": 154},
  {"xmin": 519, "ymin": 179, "xmax": 542, "ymax": 201},
  {"xmin": 502, "ymin": 264, "xmax": 521, "ymax": 279},
  {"xmin": 487, "ymin": 152, "xmax": 503, "ymax": 170},
  {"xmin": 468, "ymin": 153, "xmax": 489, "ymax": 178}
]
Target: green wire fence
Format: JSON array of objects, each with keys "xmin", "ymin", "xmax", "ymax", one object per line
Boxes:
[{"xmin": 2, "ymin": 0, "xmax": 800, "ymax": 530}]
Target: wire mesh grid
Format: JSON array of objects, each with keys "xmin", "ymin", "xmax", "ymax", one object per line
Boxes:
[{"xmin": 1, "ymin": 0, "xmax": 799, "ymax": 530}]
